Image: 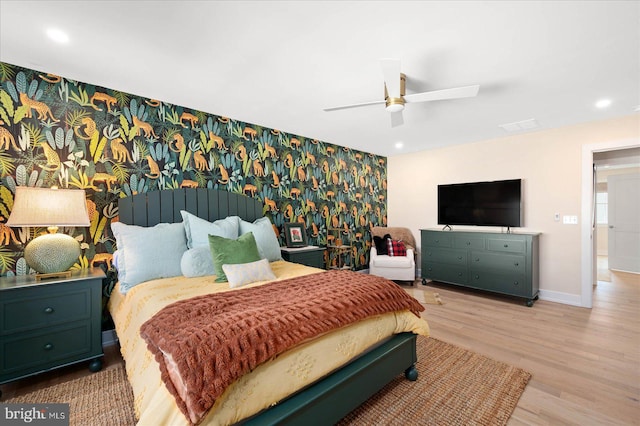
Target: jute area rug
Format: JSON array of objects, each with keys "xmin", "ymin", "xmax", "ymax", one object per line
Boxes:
[{"xmin": 6, "ymin": 337, "xmax": 530, "ymax": 426}]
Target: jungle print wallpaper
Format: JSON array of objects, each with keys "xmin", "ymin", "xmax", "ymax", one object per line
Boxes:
[{"xmin": 0, "ymin": 62, "xmax": 387, "ymax": 276}]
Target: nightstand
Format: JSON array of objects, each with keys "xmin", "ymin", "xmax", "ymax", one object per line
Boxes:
[
  {"xmin": 280, "ymin": 246, "xmax": 326, "ymax": 269},
  {"xmin": 0, "ymin": 268, "xmax": 105, "ymax": 397}
]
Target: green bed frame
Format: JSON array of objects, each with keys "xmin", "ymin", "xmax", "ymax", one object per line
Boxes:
[{"xmin": 118, "ymin": 188, "xmax": 419, "ymax": 425}]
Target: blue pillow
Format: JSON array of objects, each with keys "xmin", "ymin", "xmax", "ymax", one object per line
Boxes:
[
  {"xmin": 180, "ymin": 246, "xmax": 215, "ymax": 278},
  {"xmin": 111, "ymin": 221, "xmax": 187, "ymax": 293},
  {"xmin": 239, "ymin": 217, "xmax": 283, "ymax": 262},
  {"xmin": 180, "ymin": 211, "xmax": 240, "ymax": 248}
]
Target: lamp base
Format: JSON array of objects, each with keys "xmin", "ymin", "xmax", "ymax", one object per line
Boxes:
[
  {"xmin": 35, "ymin": 270, "xmax": 73, "ymax": 281},
  {"xmin": 25, "ymin": 233, "xmax": 81, "ymax": 274}
]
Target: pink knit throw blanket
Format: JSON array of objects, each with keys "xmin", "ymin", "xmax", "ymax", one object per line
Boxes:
[{"xmin": 139, "ymin": 270, "xmax": 424, "ymax": 424}]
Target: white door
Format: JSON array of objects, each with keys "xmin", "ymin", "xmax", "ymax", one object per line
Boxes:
[{"xmin": 608, "ymin": 173, "xmax": 640, "ymax": 273}]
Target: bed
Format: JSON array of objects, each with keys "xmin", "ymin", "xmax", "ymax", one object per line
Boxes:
[{"xmin": 108, "ymin": 188, "xmax": 430, "ymax": 425}]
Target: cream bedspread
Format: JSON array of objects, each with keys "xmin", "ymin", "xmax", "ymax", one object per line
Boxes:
[{"xmin": 108, "ymin": 261, "xmax": 430, "ymax": 426}]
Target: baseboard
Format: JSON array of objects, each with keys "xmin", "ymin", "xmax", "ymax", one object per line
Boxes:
[
  {"xmin": 537, "ymin": 289, "xmax": 583, "ymax": 307},
  {"xmin": 102, "ymin": 329, "xmax": 119, "ymax": 347}
]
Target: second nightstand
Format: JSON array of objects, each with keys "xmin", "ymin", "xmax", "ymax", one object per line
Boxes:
[
  {"xmin": 0, "ymin": 268, "xmax": 105, "ymax": 397},
  {"xmin": 280, "ymin": 246, "xmax": 326, "ymax": 269}
]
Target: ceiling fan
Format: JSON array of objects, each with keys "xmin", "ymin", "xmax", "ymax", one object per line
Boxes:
[{"xmin": 323, "ymin": 58, "xmax": 480, "ymax": 127}]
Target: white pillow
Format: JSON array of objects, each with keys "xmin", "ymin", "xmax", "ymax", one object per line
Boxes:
[
  {"xmin": 222, "ymin": 258, "xmax": 276, "ymax": 288},
  {"xmin": 111, "ymin": 221, "xmax": 187, "ymax": 293},
  {"xmin": 180, "ymin": 246, "xmax": 215, "ymax": 278},
  {"xmin": 239, "ymin": 217, "xmax": 283, "ymax": 262},
  {"xmin": 180, "ymin": 211, "xmax": 240, "ymax": 248}
]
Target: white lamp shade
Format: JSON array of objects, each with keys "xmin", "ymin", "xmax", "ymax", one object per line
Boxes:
[
  {"xmin": 6, "ymin": 187, "xmax": 90, "ymax": 227},
  {"xmin": 6, "ymin": 187, "xmax": 90, "ymax": 274}
]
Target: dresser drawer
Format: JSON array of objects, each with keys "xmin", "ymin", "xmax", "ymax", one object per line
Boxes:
[
  {"xmin": 423, "ymin": 262, "xmax": 468, "ymax": 285},
  {"xmin": 422, "ymin": 232, "xmax": 453, "ymax": 248},
  {"xmin": 0, "ymin": 323, "xmax": 92, "ymax": 379},
  {"xmin": 453, "ymin": 236, "xmax": 485, "ymax": 250},
  {"xmin": 471, "ymin": 251, "xmax": 526, "ymax": 274},
  {"xmin": 469, "ymin": 270, "xmax": 529, "ymax": 297},
  {"xmin": 1, "ymin": 289, "xmax": 90, "ymax": 334},
  {"xmin": 422, "ymin": 247, "xmax": 467, "ymax": 266},
  {"xmin": 487, "ymin": 238, "xmax": 526, "ymax": 254}
]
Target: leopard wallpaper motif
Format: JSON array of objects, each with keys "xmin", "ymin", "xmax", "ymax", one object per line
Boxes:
[{"xmin": 0, "ymin": 62, "xmax": 387, "ymax": 275}]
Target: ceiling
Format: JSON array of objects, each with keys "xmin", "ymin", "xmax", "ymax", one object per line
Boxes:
[{"xmin": 1, "ymin": 1, "xmax": 638, "ymax": 157}]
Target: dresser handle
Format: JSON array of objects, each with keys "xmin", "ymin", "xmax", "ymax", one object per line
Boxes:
[
  {"xmin": 514, "ymin": 262, "xmax": 519, "ymax": 267},
  {"xmin": 504, "ymin": 244, "xmax": 509, "ymax": 248},
  {"xmin": 514, "ymin": 281, "xmax": 519, "ymax": 286},
  {"xmin": 475, "ymin": 258, "xmax": 480, "ymax": 262},
  {"xmin": 457, "ymin": 256, "xmax": 463, "ymax": 260},
  {"xmin": 44, "ymin": 307, "xmax": 54, "ymax": 314},
  {"xmin": 474, "ymin": 275, "xmax": 480, "ymax": 279},
  {"xmin": 466, "ymin": 241, "xmax": 471, "ymax": 245},
  {"xmin": 44, "ymin": 343, "xmax": 53, "ymax": 351}
]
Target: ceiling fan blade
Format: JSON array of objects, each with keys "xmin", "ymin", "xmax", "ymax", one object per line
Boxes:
[
  {"xmin": 380, "ymin": 58, "xmax": 401, "ymax": 98},
  {"xmin": 390, "ymin": 110, "xmax": 404, "ymax": 127},
  {"xmin": 323, "ymin": 99, "xmax": 385, "ymax": 112},
  {"xmin": 404, "ymin": 84, "xmax": 480, "ymax": 103}
]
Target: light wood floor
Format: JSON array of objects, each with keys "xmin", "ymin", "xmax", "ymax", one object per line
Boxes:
[
  {"xmin": 2, "ymin": 270, "xmax": 639, "ymax": 425},
  {"xmin": 407, "ymin": 268, "xmax": 640, "ymax": 425}
]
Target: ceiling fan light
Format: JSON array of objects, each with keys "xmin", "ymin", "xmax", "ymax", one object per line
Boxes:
[{"xmin": 385, "ymin": 97, "xmax": 405, "ymax": 113}]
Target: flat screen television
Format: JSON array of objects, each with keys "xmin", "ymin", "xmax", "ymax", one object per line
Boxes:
[{"xmin": 438, "ymin": 179, "xmax": 523, "ymax": 228}]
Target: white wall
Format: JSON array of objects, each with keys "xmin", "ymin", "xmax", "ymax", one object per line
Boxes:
[{"xmin": 387, "ymin": 114, "xmax": 639, "ymax": 305}]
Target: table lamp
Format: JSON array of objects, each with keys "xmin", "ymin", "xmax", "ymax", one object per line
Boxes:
[{"xmin": 6, "ymin": 187, "xmax": 90, "ymax": 277}]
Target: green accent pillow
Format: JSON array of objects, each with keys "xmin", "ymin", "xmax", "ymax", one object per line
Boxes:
[{"xmin": 208, "ymin": 232, "xmax": 261, "ymax": 282}]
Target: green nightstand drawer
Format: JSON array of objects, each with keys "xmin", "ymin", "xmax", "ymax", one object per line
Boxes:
[
  {"xmin": 281, "ymin": 246, "xmax": 325, "ymax": 269},
  {"xmin": 1, "ymin": 289, "xmax": 90, "ymax": 334},
  {"xmin": 0, "ymin": 323, "xmax": 92, "ymax": 378}
]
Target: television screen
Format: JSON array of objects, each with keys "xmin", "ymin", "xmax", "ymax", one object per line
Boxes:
[{"xmin": 438, "ymin": 179, "xmax": 523, "ymax": 227}]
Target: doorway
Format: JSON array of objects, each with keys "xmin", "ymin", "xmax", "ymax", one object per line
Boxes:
[
  {"xmin": 582, "ymin": 140, "xmax": 640, "ymax": 308},
  {"xmin": 593, "ymin": 149, "xmax": 640, "ymax": 281}
]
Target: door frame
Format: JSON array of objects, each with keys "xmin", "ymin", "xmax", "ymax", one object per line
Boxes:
[{"xmin": 581, "ymin": 138, "xmax": 640, "ymax": 308}]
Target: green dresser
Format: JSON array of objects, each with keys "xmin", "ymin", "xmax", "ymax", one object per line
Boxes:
[
  {"xmin": 421, "ymin": 229, "xmax": 539, "ymax": 306},
  {"xmin": 0, "ymin": 268, "xmax": 104, "ymax": 396}
]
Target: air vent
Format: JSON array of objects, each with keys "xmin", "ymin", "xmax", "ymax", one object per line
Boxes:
[{"xmin": 498, "ymin": 118, "xmax": 539, "ymax": 132}]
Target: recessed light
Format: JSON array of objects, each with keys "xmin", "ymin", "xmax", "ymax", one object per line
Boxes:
[
  {"xmin": 394, "ymin": 142, "xmax": 404, "ymax": 149},
  {"xmin": 46, "ymin": 28, "xmax": 69, "ymax": 44},
  {"xmin": 595, "ymin": 99, "xmax": 612, "ymax": 109}
]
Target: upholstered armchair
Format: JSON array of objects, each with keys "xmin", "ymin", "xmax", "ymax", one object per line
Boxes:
[{"xmin": 369, "ymin": 226, "xmax": 416, "ymax": 284}]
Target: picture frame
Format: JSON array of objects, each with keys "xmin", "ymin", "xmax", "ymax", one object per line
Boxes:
[{"xmin": 284, "ymin": 222, "xmax": 308, "ymax": 248}]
